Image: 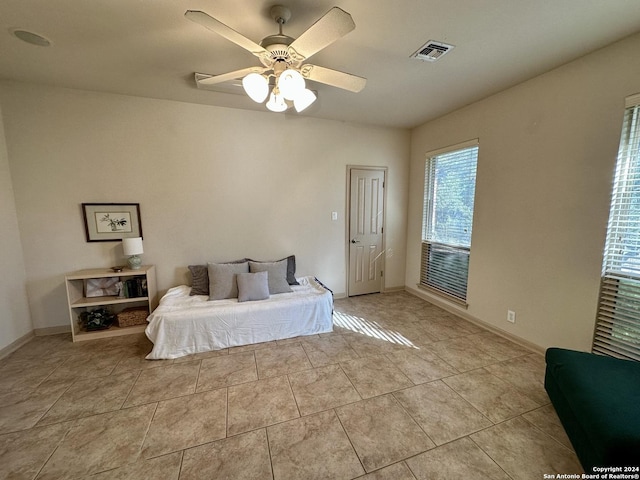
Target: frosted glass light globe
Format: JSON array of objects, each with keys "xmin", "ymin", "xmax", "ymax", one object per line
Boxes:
[
  {"xmin": 278, "ymin": 69, "xmax": 305, "ymax": 101},
  {"xmin": 294, "ymin": 89, "xmax": 317, "ymax": 112},
  {"xmin": 266, "ymin": 92, "xmax": 287, "ymax": 112},
  {"xmin": 242, "ymin": 73, "xmax": 269, "ymax": 103}
]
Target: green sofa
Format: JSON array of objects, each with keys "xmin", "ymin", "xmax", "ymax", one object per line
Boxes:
[{"xmin": 544, "ymin": 347, "xmax": 640, "ymax": 471}]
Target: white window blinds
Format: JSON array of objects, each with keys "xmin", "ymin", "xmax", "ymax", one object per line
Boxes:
[
  {"xmin": 593, "ymin": 93, "xmax": 640, "ymax": 361},
  {"xmin": 420, "ymin": 141, "xmax": 478, "ymax": 302}
]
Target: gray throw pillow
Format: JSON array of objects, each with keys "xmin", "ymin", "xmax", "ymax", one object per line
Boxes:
[
  {"xmin": 208, "ymin": 262, "xmax": 249, "ymax": 300},
  {"xmin": 236, "ymin": 271, "xmax": 270, "ymax": 302},
  {"xmin": 190, "ymin": 258, "xmax": 248, "ymax": 296},
  {"xmin": 188, "ymin": 265, "xmax": 209, "ymax": 296},
  {"xmin": 248, "ymin": 260, "xmax": 292, "ymax": 294},
  {"xmin": 248, "ymin": 255, "xmax": 299, "ymax": 285}
]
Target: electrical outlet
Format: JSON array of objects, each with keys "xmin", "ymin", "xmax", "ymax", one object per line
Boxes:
[{"xmin": 507, "ymin": 310, "xmax": 516, "ymax": 323}]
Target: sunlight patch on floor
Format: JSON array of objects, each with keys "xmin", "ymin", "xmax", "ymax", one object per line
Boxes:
[{"xmin": 333, "ymin": 311, "xmax": 417, "ymax": 348}]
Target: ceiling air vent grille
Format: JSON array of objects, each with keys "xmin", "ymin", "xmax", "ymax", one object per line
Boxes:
[{"xmin": 411, "ymin": 41, "xmax": 454, "ymax": 62}]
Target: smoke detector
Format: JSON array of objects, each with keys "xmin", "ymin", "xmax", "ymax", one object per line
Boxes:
[{"xmin": 411, "ymin": 41, "xmax": 454, "ymax": 62}]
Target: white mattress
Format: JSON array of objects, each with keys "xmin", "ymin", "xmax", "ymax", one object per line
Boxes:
[{"xmin": 145, "ymin": 276, "xmax": 333, "ymax": 359}]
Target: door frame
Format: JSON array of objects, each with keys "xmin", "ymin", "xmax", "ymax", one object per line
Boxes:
[{"xmin": 345, "ymin": 165, "xmax": 388, "ymax": 297}]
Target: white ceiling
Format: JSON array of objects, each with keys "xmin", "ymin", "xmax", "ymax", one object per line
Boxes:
[{"xmin": 1, "ymin": 0, "xmax": 639, "ymax": 129}]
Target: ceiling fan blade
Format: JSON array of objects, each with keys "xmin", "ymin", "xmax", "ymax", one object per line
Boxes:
[
  {"xmin": 288, "ymin": 7, "xmax": 355, "ymax": 61},
  {"xmin": 300, "ymin": 64, "xmax": 366, "ymax": 93},
  {"xmin": 185, "ymin": 10, "xmax": 269, "ymax": 57},
  {"xmin": 195, "ymin": 67, "xmax": 269, "ymax": 87}
]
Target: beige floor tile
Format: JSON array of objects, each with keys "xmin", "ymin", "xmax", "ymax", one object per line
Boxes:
[
  {"xmin": 419, "ymin": 321, "xmax": 468, "ymax": 341},
  {"xmin": 180, "ymin": 429, "xmax": 272, "ymax": 480},
  {"xmin": 0, "ymin": 378, "xmax": 71, "ymax": 434},
  {"xmin": 393, "ymin": 381, "xmax": 492, "ymax": 445},
  {"xmin": 46, "ymin": 350, "xmax": 123, "ymax": 382},
  {"xmin": 484, "ymin": 353, "xmax": 549, "ymax": 405},
  {"xmin": 449, "ymin": 317, "xmax": 485, "ymax": 334},
  {"xmin": 406, "ymin": 437, "xmax": 511, "ymax": 480},
  {"xmin": 429, "ymin": 337, "xmax": 499, "ymax": 372},
  {"xmin": 471, "ymin": 416, "xmax": 583, "ymax": 479},
  {"xmin": 343, "ymin": 333, "xmax": 405, "ymax": 357},
  {"xmin": 123, "ymin": 361, "xmax": 200, "ymax": 407},
  {"xmin": 471, "ymin": 331, "xmax": 530, "ymax": 361},
  {"xmin": 227, "ymin": 375, "xmax": 299, "ymax": 436},
  {"xmin": 36, "ymin": 403, "xmax": 155, "ymax": 479},
  {"xmin": 301, "ymin": 335, "xmax": 360, "ymax": 367},
  {"xmin": 37, "ymin": 371, "xmax": 139, "ymax": 426},
  {"xmin": 0, "ymin": 422, "xmax": 71, "ymax": 480},
  {"xmin": 196, "ymin": 351, "xmax": 257, "ymax": 392},
  {"xmin": 173, "ymin": 348, "xmax": 228, "ymax": 363},
  {"xmin": 443, "ymin": 369, "xmax": 540, "ymax": 422},
  {"xmin": 142, "ymin": 388, "xmax": 227, "ymax": 458},
  {"xmin": 112, "ymin": 354, "xmax": 174, "ymax": 375},
  {"xmin": 228, "ymin": 340, "xmax": 276, "ymax": 354},
  {"xmin": 268, "ymin": 409, "xmax": 365, "ymax": 480},
  {"xmin": 276, "ymin": 333, "xmax": 319, "ymax": 345},
  {"xmin": 340, "ymin": 355, "xmax": 412, "ymax": 399},
  {"xmin": 2, "ymin": 335, "xmax": 75, "ymax": 364},
  {"xmin": 386, "ymin": 350, "xmax": 457, "ymax": 384},
  {"xmin": 255, "ymin": 343, "xmax": 312, "ymax": 378},
  {"xmin": 336, "ymin": 394, "xmax": 435, "ymax": 472},
  {"xmin": 358, "ymin": 461, "xmax": 417, "ymax": 480},
  {"xmin": 289, "ymin": 364, "xmax": 361, "ymax": 416},
  {"xmin": 0, "ymin": 358, "xmax": 65, "ymax": 395},
  {"xmin": 523, "ymin": 404, "xmax": 574, "ymax": 450},
  {"xmin": 89, "ymin": 451, "xmax": 182, "ymax": 480}
]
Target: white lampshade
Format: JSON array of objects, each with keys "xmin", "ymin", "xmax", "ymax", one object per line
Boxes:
[
  {"xmin": 265, "ymin": 91, "xmax": 288, "ymax": 112},
  {"xmin": 278, "ymin": 69, "xmax": 305, "ymax": 101},
  {"xmin": 122, "ymin": 237, "xmax": 143, "ymax": 256},
  {"xmin": 293, "ymin": 88, "xmax": 317, "ymax": 113},
  {"xmin": 242, "ymin": 73, "xmax": 269, "ymax": 103}
]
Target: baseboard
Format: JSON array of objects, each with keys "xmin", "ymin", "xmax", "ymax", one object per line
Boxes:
[
  {"xmin": 405, "ymin": 285, "xmax": 545, "ymax": 356},
  {"xmin": 34, "ymin": 325, "xmax": 71, "ymax": 336},
  {"xmin": 0, "ymin": 331, "xmax": 35, "ymax": 360},
  {"xmin": 382, "ymin": 285, "xmax": 405, "ymax": 293},
  {"xmin": 333, "ymin": 292, "xmax": 347, "ymax": 299}
]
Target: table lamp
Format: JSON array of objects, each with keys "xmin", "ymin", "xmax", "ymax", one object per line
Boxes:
[{"xmin": 122, "ymin": 237, "xmax": 143, "ymax": 270}]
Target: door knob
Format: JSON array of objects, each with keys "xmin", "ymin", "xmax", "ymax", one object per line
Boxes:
[{"xmin": 351, "ymin": 239, "xmax": 360, "ymax": 244}]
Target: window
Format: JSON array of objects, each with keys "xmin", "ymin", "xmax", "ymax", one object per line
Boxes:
[
  {"xmin": 593, "ymin": 93, "xmax": 640, "ymax": 361},
  {"xmin": 420, "ymin": 140, "xmax": 478, "ymax": 303}
]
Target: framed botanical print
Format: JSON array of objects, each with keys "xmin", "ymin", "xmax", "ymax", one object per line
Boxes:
[{"xmin": 82, "ymin": 203, "xmax": 143, "ymax": 242}]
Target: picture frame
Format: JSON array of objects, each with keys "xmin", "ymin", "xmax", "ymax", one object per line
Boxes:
[{"xmin": 82, "ymin": 203, "xmax": 143, "ymax": 242}]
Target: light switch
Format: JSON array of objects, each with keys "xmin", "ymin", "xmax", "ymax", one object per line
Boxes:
[{"xmin": 331, "ymin": 211, "xmax": 338, "ymax": 221}]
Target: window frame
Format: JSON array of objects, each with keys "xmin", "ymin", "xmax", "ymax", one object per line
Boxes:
[
  {"xmin": 419, "ymin": 139, "xmax": 479, "ymax": 305},
  {"xmin": 593, "ymin": 93, "xmax": 640, "ymax": 361}
]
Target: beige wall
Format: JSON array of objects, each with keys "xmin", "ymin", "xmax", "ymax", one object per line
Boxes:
[
  {"xmin": 0, "ymin": 82, "xmax": 410, "ymax": 331},
  {"xmin": 406, "ymin": 32, "xmax": 640, "ymax": 352},
  {"xmin": 0, "ymin": 103, "xmax": 32, "ymax": 351}
]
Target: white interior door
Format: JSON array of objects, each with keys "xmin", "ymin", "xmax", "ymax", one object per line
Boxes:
[{"xmin": 348, "ymin": 168, "xmax": 385, "ymax": 296}]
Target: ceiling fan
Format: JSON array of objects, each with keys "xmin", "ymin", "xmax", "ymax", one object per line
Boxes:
[{"xmin": 185, "ymin": 5, "xmax": 367, "ymax": 113}]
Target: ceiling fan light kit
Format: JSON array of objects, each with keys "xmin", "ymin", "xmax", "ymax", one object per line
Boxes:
[{"xmin": 186, "ymin": 5, "xmax": 366, "ymax": 114}]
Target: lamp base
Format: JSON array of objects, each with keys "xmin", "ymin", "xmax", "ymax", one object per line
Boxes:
[{"xmin": 127, "ymin": 255, "xmax": 142, "ymax": 270}]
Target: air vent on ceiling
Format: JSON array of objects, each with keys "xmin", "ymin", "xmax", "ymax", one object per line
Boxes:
[{"xmin": 411, "ymin": 41, "xmax": 454, "ymax": 62}]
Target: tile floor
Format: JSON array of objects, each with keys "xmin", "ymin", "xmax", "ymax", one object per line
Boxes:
[{"xmin": 0, "ymin": 291, "xmax": 583, "ymax": 479}]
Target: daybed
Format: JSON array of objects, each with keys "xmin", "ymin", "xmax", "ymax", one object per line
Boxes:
[
  {"xmin": 544, "ymin": 347, "xmax": 640, "ymax": 472},
  {"xmin": 145, "ymin": 275, "xmax": 333, "ymax": 359}
]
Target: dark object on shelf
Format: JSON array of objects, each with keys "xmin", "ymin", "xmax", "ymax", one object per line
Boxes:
[
  {"xmin": 111, "ymin": 266, "xmax": 124, "ymax": 272},
  {"xmin": 122, "ymin": 277, "xmax": 148, "ymax": 298},
  {"xmin": 79, "ymin": 307, "xmax": 115, "ymax": 331}
]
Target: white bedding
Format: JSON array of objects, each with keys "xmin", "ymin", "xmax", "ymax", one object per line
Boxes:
[{"xmin": 145, "ymin": 276, "xmax": 333, "ymax": 359}]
